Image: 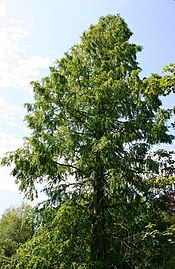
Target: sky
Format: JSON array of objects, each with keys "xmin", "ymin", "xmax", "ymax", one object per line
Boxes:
[{"xmin": 0, "ymin": 0, "xmax": 175, "ymax": 215}]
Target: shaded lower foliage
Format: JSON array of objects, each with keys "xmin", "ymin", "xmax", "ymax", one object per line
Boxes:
[
  {"xmin": 2, "ymin": 193, "xmax": 175, "ymax": 269},
  {"xmin": 2, "ymin": 202, "xmax": 91, "ymax": 269}
]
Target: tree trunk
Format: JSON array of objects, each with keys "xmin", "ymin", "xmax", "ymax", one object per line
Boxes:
[{"xmin": 91, "ymin": 169, "xmax": 106, "ymax": 263}]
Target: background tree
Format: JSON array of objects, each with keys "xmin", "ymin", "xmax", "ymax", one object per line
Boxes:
[
  {"xmin": 1, "ymin": 15, "xmax": 175, "ymax": 268},
  {"xmin": 0, "ymin": 203, "xmax": 34, "ymax": 259}
]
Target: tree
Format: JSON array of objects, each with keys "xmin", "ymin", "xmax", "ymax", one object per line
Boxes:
[
  {"xmin": 0, "ymin": 203, "xmax": 34, "ymax": 258},
  {"xmin": 1, "ymin": 15, "xmax": 175, "ymax": 268}
]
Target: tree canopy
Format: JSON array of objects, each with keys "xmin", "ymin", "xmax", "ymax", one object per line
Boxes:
[
  {"xmin": 1, "ymin": 14, "xmax": 175, "ymax": 269},
  {"xmin": 0, "ymin": 203, "xmax": 34, "ymax": 268}
]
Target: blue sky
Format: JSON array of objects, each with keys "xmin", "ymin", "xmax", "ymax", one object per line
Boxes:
[{"xmin": 0, "ymin": 0, "xmax": 175, "ymax": 215}]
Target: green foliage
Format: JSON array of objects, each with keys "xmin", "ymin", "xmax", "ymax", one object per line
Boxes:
[
  {"xmin": 1, "ymin": 14, "xmax": 175, "ymax": 268},
  {"xmin": 2, "ymin": 202, "xmax": 90, "ymax": 269},
  {"xmin": 0, "ymin": 203, "xmax": 34, "ymax": 259}
]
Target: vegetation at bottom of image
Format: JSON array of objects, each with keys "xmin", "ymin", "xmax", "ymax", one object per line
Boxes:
[{"xmin": 1, "ymin": 14, "xmax": 175, "ymax": 268}]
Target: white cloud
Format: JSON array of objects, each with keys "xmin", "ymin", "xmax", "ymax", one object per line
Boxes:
[
  {"xmin": 0, "ymin": 165, "xmax": 25, "ymax": 216},
  {"xmin": 0, "ymin": 131, "xmax": 22, "ymax": 156},
  {"xmin": 10, "ymin": 55, "xmax": 51, "ymax": 89},
  {"xmin": 0, "ymin": 5, "xmax": 52, "ymax": 212},
  {"xmin": 0, "ymin": 96, "xmax": 23, "ymax": 128},
  {"xmin": 0, "ymin": 3, "xmax": 7, "ymax": 17},
  {"xmin": 0, "ymin": 129, "xmax": 27, "ymax": 205},
  {"xmin": 0, "ymin": 17, "xmax": 51, "ymax": 90},
  {"xmin": 0, "ymin": 167, "xmax": 19, "ymax": 192}
]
